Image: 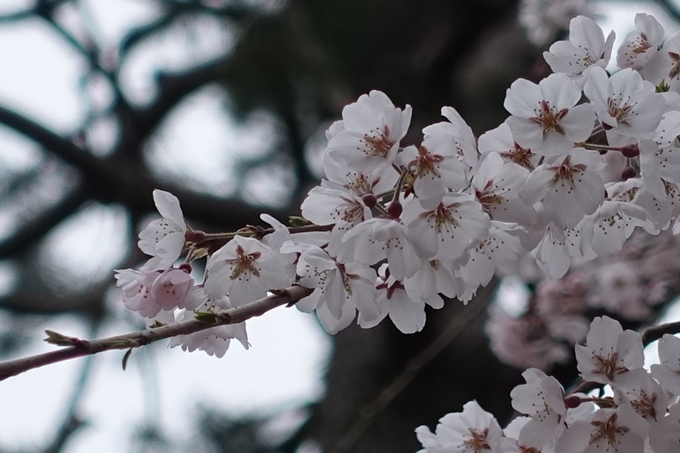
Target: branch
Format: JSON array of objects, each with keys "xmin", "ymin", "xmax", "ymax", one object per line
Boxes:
[{"xmin": 0, "ymin": 285, "xmax": 312, "ymax": 381}]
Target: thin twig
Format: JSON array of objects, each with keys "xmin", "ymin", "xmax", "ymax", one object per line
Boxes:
[{"xmin": 0, "ymin": 285, "xmax": 312, "ymax": 381}]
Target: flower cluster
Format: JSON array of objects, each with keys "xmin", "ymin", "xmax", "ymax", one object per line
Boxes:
[
  {"xmin": 113, "ymin": 13, "xmax": 680, "ymax": 358},
  {"xmin": 416, "ymin": 316, "xmax": 680, "ymax": 453}
]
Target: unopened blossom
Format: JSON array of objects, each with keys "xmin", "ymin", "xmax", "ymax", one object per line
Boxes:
[
  {"xmin": 168, "ymin": 296, "xmax": 249, "ymax": 358},
  {"xmin": 510, "ymin": 368, "xmax": 567, "ymax": 448},
  {"xmin": 543, "ymin": 15, "xmax": 615, "ymax": 87},
  {"xmin": 504, "ymin": 73, "xmax": 595, "ymax": 158},
  {"xmin": 618, "ymin": 13, "xmax": 665, "ymax": 70},
  {"xmin": 650, "ymin": 334, "xmax": 680, "ymax": 396},
  {"xmin": 415, "ymin": 400, "xmax": 503, "ymax": 453},
  {"xmin": 583, "ymin": 67, "xmax": 663, "ymax": 141},
  {"xmin": 115, "ymin": 266, "xmax": 200, "ymax": 318},
  {"xmin": 478, "ymin": 121, "xmax": 540, "ymax": 171},
  {"xmin": 519, "ymin": 149, "xmax": 604, "ymax": 229},
  {"xmin": 138, "ymin": 189, "xmax": 187, "ymax": 268},
  {"xmin": 205, "ymin": 235, "xmax": 290, "ymax": 306},
  {"xmin": 555, "ymin": 404, "xmax": 647, "ymax": 453},
  {"xmin": 327, "ymin": 90, "xmax": 411, "ymax": 172},
  {"xmin": 422, "ymin": 106, "xmax": 479, "ymax": 169},
  {"xmin": 575, "ymin": 316, "xmax": 644, "ymax": 385},
  {"xmin": 402, "ymin": 194, "xmax": 490, "ymax": 266}
]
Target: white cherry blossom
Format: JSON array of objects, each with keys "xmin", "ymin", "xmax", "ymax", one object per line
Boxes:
[
  {"xmin": 575, "ymin": 316, "xmax": 644, "ymax": 385},
  {"xmin": 327, "ymin": 90, "xmax": 411, "ymax": 172},
  {"xmin": 504, "ymin": 73, "xmax": 596, "ymax": 158},
  {"xmin": 415, "ymin": 400, "xmax": 503, "ymax": 453},
  {"xmin": 520, "ymin": 149, "xmax": 605, "ymax": 229},
  {"xmin": 168, "ymin": 296, "xmax": 249, "ymax": 358},
  {"xmin": 650, "ymin": 334, "xmax": 680, "ymax": 396},
  {"xmin": 618, "ymin": 13, "xmax": 665, "ymax": 70},
  {"xmin": 138, "ymin": 189, "xmax": 187, "ymax": 268},
  {"xmin": 510, "ymin": 368, "xmax": 567, "ymax": 448},
  {"xmin": 555, "ymin": 404, "xmax": 647, "ymax": 453},
  {"xmin": 583, "ymin": 67, "xmax": 663, "ymax": 141},
  {"xmin": 543, "ymin": 15, "xmax": 615, "ymax": 87},
  {"xmin": 204, "ymin": 235, "xmax": 290, "ymax": 306},
  {"xmin": 471, "ymin": 152, "xmax": 537, "ymax": 226},
  {"xmin": 422, "ymin": 106, "xmax": 479, "ymax": 169},
  {"xmin": 403, "ymin": 194, "xmax": 490, "ymax": 266},
  {"xmin": 478, "ymin": 121, "xmax": 540, "ymax": 171}
]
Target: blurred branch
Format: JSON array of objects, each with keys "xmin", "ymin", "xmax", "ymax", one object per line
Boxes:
[
  {"xmin": 0, "ymin": 285, "xmax": 312, "ymax": 381},
  {"xmin": 329, "ymin": 282, "xmax": 495, "ymax": 453},
  {"xmin": 653, "ymin": 0, "xmax": 680, "ymax": 22},
  {"xmin": 0, "ymin": 186, "xmax": 88, "ymax": 259}
]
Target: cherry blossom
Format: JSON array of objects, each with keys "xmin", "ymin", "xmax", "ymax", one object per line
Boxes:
[
  {"xmin": 575, "ymin": 316, "xmax": 644, "ymax": 385},
  {"xmin": 327, "ymin": 90, "xmax": 411, "ymax": 172},
  {"xmin": 402, "ymin": 193, "xmax": 490, "ymax": 266},
  {"xmin": 114, "ymin": 266, "xmax": 200, "ymax": 318},
  {"xmin": 504, "ymin": 73, "xmax": 595, "ymax": 158},
  {"xmin": 422, "ymin": 106, "xmax": 479, "ymax": 169},
  {"xmin": 650, "ymin": 334, "xmax": 680, "ymax": 396},
  {"xmin": 519, "ymin": 149, "xmax": 604, "ymax": 229},
  {"xmin": 168, "ymin": 296, "xmax": 250, "ymax": 358},
  {"xmin": 415, "ymin": 400, "xmax": 504, "ymax": 453},
  {"xmin": 204, "ymin": 235, "xmax": 291, "ymax": 306},
  {"xmin": 543, "ymin": 15, "xmax": 615, "ymax": 87},
  {"xmin": 477, "ymin": 121, "xmax": 540, "ymax": 171},
  {"xmin": 583, "ymin": 67, "xmax": 663, "ymax": 141},
  {"xmin": 555, "ymin": 404, "xmax": 647, "ymax": 453},
  {"xmin": 510, "ymin": 368, "xmax": 567, "ymax": 448},
  {"xmin": 618, "ymin": 13, "xmax": 665, "ymax": 70},
  {"xmin": 138, "ymin": 189, "xmax": 187, "ymax": 268}
]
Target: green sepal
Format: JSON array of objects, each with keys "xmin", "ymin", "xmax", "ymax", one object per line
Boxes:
[{"xmin": 195, "ymin": 311, "xmax": 220, "ymax": 324}]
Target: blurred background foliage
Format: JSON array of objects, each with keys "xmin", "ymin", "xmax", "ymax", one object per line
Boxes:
[{"xmin": 2, "ymin": 0, "xmax": 680, "ymax": 452}]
